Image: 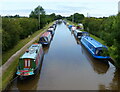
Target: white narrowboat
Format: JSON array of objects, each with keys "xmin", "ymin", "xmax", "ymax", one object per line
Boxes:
[{"xmin": 74, "ymin": 30, "xmax": 83, "ymax": 39}]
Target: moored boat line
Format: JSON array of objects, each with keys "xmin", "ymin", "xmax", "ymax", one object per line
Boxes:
[
  {"xmin": 38, "ymin": 21, "xmax": 57, "ymax": 46},
  {"xmin": 66, "ymin": 21, "xmax": 110, "ymax": 59},
  {"xmin": 16, "ymin": 22, "xmax": 57, "ymax": 79}
]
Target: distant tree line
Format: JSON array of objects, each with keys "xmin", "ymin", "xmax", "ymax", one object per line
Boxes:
[
  {"xmin": 2, "ymin": 5, "xmax": 63, "ymax": 53},
  {"xmin": 66, "ymin": 13, "xmax": 85, "ymax": 23}
]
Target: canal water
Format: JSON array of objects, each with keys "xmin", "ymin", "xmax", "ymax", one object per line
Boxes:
[{"xmin": 8, "ymin": 22, "xmax": 119, "ymax": 91}]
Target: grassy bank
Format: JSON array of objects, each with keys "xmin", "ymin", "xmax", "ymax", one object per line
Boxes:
[
  {"xmin": 2, "ymin": 23, "xmax": 53, "ymax": 65},
  {"xmin": 1, "ymin": 22, "xmax": 53, "ymax": 91},
  {"xmin": 90, "ymin": 34, "xmax": 105, "ymax": 45}
]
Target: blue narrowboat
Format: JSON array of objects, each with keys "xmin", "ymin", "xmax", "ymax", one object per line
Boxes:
[
  {"xmin": 81, "ymin": 36, "xmax": 110, "ymax": 59},
  {"xmin": 16, "ymin": 43, "xmax": 43, "ymax": 77},
  {"xmin": 68, "ymin": 25, "xmax": 73, "ymax": 29},
  {"xmin": 38, "ymin": 32, "xmax": 52, "ymax": 45}
]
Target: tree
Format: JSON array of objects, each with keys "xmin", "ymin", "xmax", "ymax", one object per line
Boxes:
[
  {"xmin": 55, "ymin": 15, "xmax": 63, "ymax": 20},
  {"xmin": 29, "ymin": 5, "xmax": 46, "ymax": 29},
  {"xmin": 67, "ymin": 13, "xmax": 85, "ymax": 23},
  {"xmin": 29, "ymin": 5, "xmax": 45, "ymax": 18}
]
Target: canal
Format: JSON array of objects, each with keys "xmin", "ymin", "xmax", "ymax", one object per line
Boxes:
[{"xmin": 8, "ymin": 22, "xmax": 119, "ymax": 90}]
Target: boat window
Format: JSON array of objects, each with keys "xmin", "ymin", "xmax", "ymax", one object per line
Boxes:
[
  {"xmin": 97, "ymin": 50, "xmax": 103, "ymax": 56},
  {"xmin": 95, "ymin": 49, "xmax": 100, "ymax": 55},
  {"xmin": 78, "ymin": 33, "xmax": 82, "ymax": 36}
]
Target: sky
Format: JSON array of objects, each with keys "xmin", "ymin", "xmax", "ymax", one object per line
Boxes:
[{"xmin": 0, "ymin": 0, "xmax": 120, "ymax": 17}]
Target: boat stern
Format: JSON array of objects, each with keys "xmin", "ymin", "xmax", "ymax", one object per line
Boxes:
[{"xmin": 16, "ymin": 68, "xmax": 34, "ymax": 76}]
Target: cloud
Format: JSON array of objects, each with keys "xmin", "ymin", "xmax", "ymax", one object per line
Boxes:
[
  {"xmin": 1, "ymin": 9, "xmax": 32, "ymax": 16},
  {"xmin": 1, "ymin": 0, "xmax": 119, "ymax": 17}
]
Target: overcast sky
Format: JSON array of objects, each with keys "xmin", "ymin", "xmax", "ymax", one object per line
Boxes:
[{"xmin": 0, "ymin": 0, "xmax": 120, "ymax": 17}]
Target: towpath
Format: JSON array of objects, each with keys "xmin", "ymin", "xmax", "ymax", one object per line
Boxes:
[{"xmin": 0, "ymin": 28, "xmax": 48, "ymax": 76}]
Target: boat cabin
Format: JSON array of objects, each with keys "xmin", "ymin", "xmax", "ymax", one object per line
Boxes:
[
  {"xmin": 81, "ymin": 36, "xmax": 110, "ymax": 59},
  {"xmin": 47, "ymin": 28, "xmax": 55, "ymax": 36}
]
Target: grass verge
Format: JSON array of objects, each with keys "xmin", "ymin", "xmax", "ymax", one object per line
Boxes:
[
  {"xmin": 90, "ymin": 34, "xmax": 105, "ymax": 45},
  {"xmin": 1, "ymin": 57, "xmax": 19, "ymax": 91}
]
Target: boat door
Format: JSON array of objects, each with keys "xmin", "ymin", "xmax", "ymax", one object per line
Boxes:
[{"xmin": 24, "ymin": 59, "xmax": 31, "ymax": 68}]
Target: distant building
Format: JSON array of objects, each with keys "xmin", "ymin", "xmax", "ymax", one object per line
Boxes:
[{"xmin": 119, "ymin": 1, "xmax": 120, "ymax": 13}]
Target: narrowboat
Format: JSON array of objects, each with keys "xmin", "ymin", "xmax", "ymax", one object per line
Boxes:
[
  {"xmin": 71, "ymin": 26, "xmax": 76, "ymax": 31},
  {"xmin": 49, "ymin": 26, "xmax": 55, "ymax": 30},
  {"xmin": 68, "ymin": 25, "xmax": 73, "ymax": 30},
  {"xmin": 52, "ymin": 23, "xmax": 57, "ymax": 29},
  {"xmin": 81, "ymin": 36, "xmax": 110, "ymax": 59},
  {"xmin": 16, "ymin": 43, "xmax": 43, "ymax": 77},
  {"xmin": 76, "ymin": 25, "xmax": 80, "ymax": 29},
  {"xmin": 57, "ymin": 19, "xmax": 62, "ymax": 24},
  {"xmin": 74, "ymin": 30, "xmax": 83, "ymax": 39},
  {"xmin": 47, "ymin": 28, "xmax": 55, "ymax": 36},
  {"xmin": 38, "ymin": 32, "xmax": 52, "ymax": 45},
  {"xmin": 78, "ymin": 23, "xmax": 84, "ymax": 30}
]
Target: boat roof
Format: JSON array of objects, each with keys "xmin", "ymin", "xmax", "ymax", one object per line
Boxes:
[
  {"xmin": 20, "ymin": 43, "xmax": 42, "ymax": 59},
  {"xmin": 83, "ymin": 36, "xmax": 104, "ymax": 48},
  {"xmin": 48, "ymin": 28, "xmax": 54, "ymax": 31},
  {"xmin": 68, "ymin": 25, "xmax": 72, "ymax": 27},
  {"xmin": 41, "ymin": 32, "xmax": 51, "ymax": 37}
]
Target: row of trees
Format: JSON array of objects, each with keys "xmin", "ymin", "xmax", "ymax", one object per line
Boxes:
[
  {"xmin": 2, "ymin": 18, "xmax": 39, "ymax": 52},
  {"xmin": 66, "ymin": 13, "xmax": 85, "ymax": 23},
  {"xmin": 82, "ymin": 14, "xmax": 120, "ymax": 67},
  {"xmin": 2, "ymin": 5, "xmax": 63, "ymax": 53}
]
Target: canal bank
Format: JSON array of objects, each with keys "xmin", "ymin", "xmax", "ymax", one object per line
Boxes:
[
  {"xmin": 1, "ymin": 22, "xmax": 54, "ymax": 91},
  {"xmin": 8, "ymin": 22, "xmax": 119, "ymax": 91}
]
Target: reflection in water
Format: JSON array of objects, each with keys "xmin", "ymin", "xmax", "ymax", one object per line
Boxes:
[
  {"xmin": 80, "ymin": 43, "xmax": 109, "ymax": 74},
  {"xmin": 99, "ymin": 69, "xmax": 120, "ymax": 90},
  {"xmin": 8, "ymin": 22, "xmax": 119, "ymax": 91},
  {"xmin": 43, "ymin": 45, "xmax": 50, "ymax": 54},
  {"xmin": 16, "ymin": 74, "xmax": 40, "ymax": 90},
  {"xmin": 73, "ymin": 34, "xmax": 80, "ymax": 45},
  {"xmin": 73, "ymin": 33, "xmax": 119, "ymax": 90}
]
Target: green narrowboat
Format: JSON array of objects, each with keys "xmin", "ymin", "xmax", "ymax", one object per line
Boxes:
[{"xmin": 16, "ymin": 43, "xmax": 43, "ymax": 77}]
